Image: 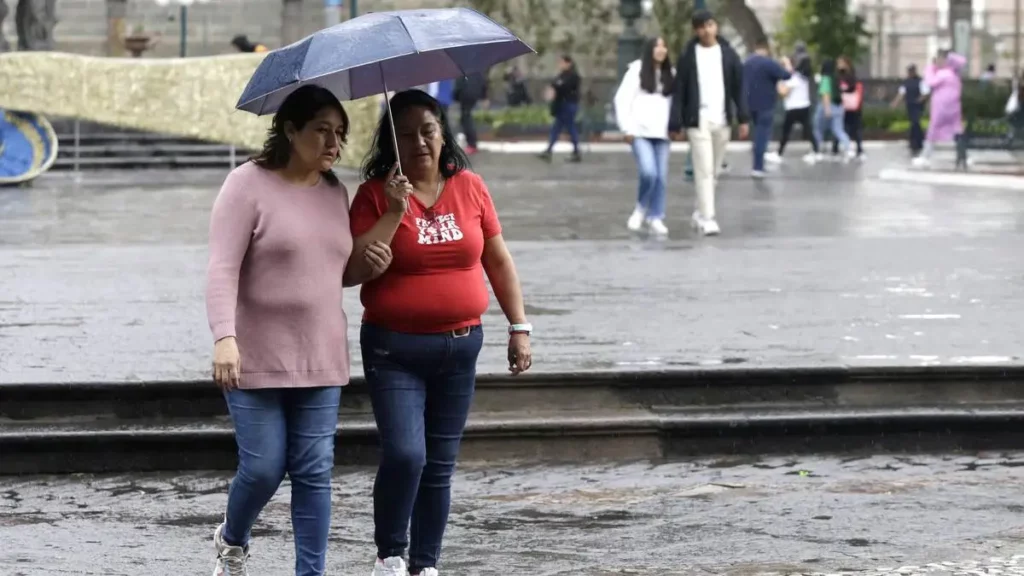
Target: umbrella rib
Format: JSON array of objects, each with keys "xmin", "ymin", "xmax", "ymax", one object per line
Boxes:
[{"xmin": 393, "ymin": 15, "xmax": 420, "ymax": 56}]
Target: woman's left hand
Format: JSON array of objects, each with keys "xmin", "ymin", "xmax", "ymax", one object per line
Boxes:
[
  {"xmin": 508, "ymin": 333, "xmax": 532, "ymax": 376},
  {"xmin": 364, "ymin": 240, "xmax": 393, "ymax": 278}
]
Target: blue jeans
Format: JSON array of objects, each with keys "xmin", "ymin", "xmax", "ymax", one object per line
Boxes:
[
  {"xmin": 813, "ymin": 105, "xmax": 850, "ymax": 153},
  {"xmin": 751, "ymin": 109, "xmax": 774, "ymax": 172},
  {"xmin": 361, "ymin": 323, "xmax": 484, "ymax": 573},
  {"xmin": 223, "ymin": 386, "xmax": 342, "ymax": 576},
  {"xmin": 546, "ymin": 102, "xmax": 580, "ymax": 153},
  {"xmin": 631, "ymin": 137, "xmax": 670, "ymax": 219}
]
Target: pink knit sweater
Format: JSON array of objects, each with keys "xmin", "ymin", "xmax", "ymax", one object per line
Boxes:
[{"xmin": 205, "ymin": 162, "xmax": 353, "ymax": 389}]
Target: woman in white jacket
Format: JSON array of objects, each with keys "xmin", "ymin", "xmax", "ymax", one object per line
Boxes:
[{"xmin": 614, "ymin": 37, "xmax": 675, "ymax": 236}]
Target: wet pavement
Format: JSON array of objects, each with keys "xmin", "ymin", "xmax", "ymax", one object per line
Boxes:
[
  {"xmin": 2, "ymin": 453, "xmax": 1024, "ymax": 575},
  {"xmin": 2, "ymin": 146, "xmax": 1024, "ymax": 383}
]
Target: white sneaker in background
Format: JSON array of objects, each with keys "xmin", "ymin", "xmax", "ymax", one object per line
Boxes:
[
  {"xmin": 764, "ymin": 151, "xmax": 782, "ymax": 164},
  {"xmin": 627, "ymin": 208, "xmax": 645, "ymax": 232},
  {"xmin": 647, "ymin": 218, "xmax": 669, "ymax": 237},
  {"xmin": 691, "ymin": 211, "xmax": 721, "ymax": 236},
  {"xmin": 802, "ymin": 152, "xmax": 817, "ymax": 165},
  {"xmin": 912, "ymin": 156, "xmax": 931, "ymax": 168},
  {"xmin": 212, "ymin": 524, "xmax": 249, "ymax": 576},
  {"xmin": 751, "ymin": 170, "xmax": 767, "ymax": 179},
  {"xmin": 372, "ymin": 556, "xmax": 408, "ymax": 576},
  {"xmin": 419, "ymin": 569, "xmax": 440, "ymax": 576}
]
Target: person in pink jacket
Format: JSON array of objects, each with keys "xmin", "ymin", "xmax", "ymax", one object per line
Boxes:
[
  {"xmin": 914, "ymin": 50, "xmax": 966, "ymax": 167},
  {"xmin": 205, "ymin": 84, "xmax": 393, "ymax": 576}
]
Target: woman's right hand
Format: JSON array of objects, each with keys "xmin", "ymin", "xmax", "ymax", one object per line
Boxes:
[
  {"xmin": 213, "ymin": 336, "xmax": 241, "ymax": 389},
  {"xmin": 384, "ymin": 162, "xmax": 413, "ymax": 214}
]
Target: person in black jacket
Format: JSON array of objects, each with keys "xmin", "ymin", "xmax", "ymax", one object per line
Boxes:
[
  {"xmin": 669, "ymin": 10, "xmax": 748, "ymax": 236},
  {"xmin": 539, "ymin": 55, "xmax": 582, "ymax": 163},
  {"xmin": 454, "ymin": 72, "xmax": 489, "ymax": 155}
]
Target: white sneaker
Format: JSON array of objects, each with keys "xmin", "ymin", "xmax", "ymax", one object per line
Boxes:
[
  {"xmin": 419, "ymin": 569, "xmax": 440, "ymax": 576},
  {"xmin": 764, "ymin": 151, "xmax": 782, "ymax": 164},
  {"xmin": 802, "ymin": 152, "xmax": 817, "ymax": 165},
  {"xmin": 751, "ymin": 170, "xmax": 767, "ymax": 179},
  {"xmin": 647, "ymin": 218, "xmax": 669, "ymax": 236},
  {"xmin": 691, "ymin": 211, "xmax": 720, "ymax": 236},
  {"xmin": 212, "ymin": 524, "xmax": 249, "ymax": 576},
  {"xmin": 372, "ymin": 556, "xmax": 408, "ymax": 576},
  {"xmin": 626, "ymin": 208, "xmax": 645, "ymax": 232},
  {"xmin": 912, "ymin": 156, "xmax": 931, "ymax": 168}
]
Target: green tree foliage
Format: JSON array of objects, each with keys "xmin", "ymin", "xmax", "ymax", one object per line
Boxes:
[
  {"xmin": 651, "ymin": 0, "xmax": 694, "ymax": 57},
  {"xmin": 776, "ymin": 0, "xmax": 871, "ymax": 62}
]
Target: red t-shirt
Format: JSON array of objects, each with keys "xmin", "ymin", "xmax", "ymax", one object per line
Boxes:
[{"xmin": 349, "ymin": 169, "xmax": 502, "ymax": 334}]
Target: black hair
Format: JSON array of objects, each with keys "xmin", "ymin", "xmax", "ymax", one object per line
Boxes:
[
  {"xmin": 639, "ymin": 37, "xmax": 674, "ymax": 96},
  {"xmin": 251, "ymin": 84, "xmax": 348, "ymax": 186},
  {"xmin": 907, "ymin": 64, "xmax": 918, "ymax": 77},
  {"xmin": 820, "ymin": 58, "xmax": 835, "ymax": 76},
  {"xmin": 691, "ymin": 9, "xmax": 715, "ymax": 29},
  {"xmin": 361, "ymin": 89, "xmax": 470, "ymax": 181},
  {"xmin": 753, "ymin": 37, "xmax": 771, "ymax": 51},
  {"xmin": 231, "ymin": 34, "xmax": 255, "ymax": 53}
]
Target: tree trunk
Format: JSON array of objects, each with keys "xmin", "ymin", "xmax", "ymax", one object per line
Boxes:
[
  {"xmin": 0, "ymin": 0, "xmax": 10, "ymax": 52},
  {"xmin": 106, "ymin": 0, "xmax": 126, "ymax": 56},
  {"xmin": 15, "ymin": 0, "xmax": 58, "ymax": 51},
  {"xmin": 720, "ymin": 0, "xmax": 768, "ymax": 51},
  {"xmin": 281, "ymin": 0, "xmax": 303, "ymax": 47}
]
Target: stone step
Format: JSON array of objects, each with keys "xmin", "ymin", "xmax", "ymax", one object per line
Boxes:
[
  {"xmin": 5, "ymin": 367, "xmax": 1024, "ymax": 423},
  {"xmin": 4, "ymin": 404, "xmax": 1024, "ymax": 474},
  {"xmin": 4, "ymin": 367, "xmax": 1024, "ymax": 474}
]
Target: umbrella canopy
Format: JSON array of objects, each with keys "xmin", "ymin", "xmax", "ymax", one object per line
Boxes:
[
  {"xmin": 236, "ymin": 8, "xmax": 534, "ymax": 115},
  {"xmin": 0, "ymin": 109, "xmax": 58, "ymax": 186}
]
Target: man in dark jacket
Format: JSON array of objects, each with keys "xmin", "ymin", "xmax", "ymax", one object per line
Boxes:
[
  {"xmin": 670, "ymin": 10, "xmax": 748, "ymax": 237},
  {"xmin": 743, "ymin": 38, "xmax": 791, "ymax": 176},
  {"xmin": 454, "ymin": 72, "xmax": 489, "ymax": 155}
]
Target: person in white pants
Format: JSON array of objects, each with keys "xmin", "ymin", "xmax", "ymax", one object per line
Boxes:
[{"xmin": 669, "ymin": 10, "xmax": 749, "ymax": 236}]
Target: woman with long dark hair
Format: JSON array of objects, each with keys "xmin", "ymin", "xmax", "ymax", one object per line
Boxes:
[
  {"xmin": 205, "ymin": 84, "xmax": 393, "ymax": 576},
  {"xmin": 812, "ymin": 58, "xmax": 851, "ymax": 161},
  {"xmin": 614, "ymin": 36, "xmax": 675, "ymax": 236},
  {"xmin": 832, "ymin": 56, "xmax": 865, "ymax": 160},
  {"xmin": 350, "ymin": 89, "xmax": 533, "ymax": 576}
]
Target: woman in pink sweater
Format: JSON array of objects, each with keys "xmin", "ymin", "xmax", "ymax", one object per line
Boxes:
[{"xmin": 205, "ymin": 84, "xmax": 392, "ymax": 576}]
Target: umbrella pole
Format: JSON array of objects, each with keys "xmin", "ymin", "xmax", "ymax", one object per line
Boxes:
[{"xmin": 381, "ymin": 67, "xmax": 402, "ymax": 175}]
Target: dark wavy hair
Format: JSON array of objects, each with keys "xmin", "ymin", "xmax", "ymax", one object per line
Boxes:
[
  {"xmin": 361, "ymin": 89, "xmax": 470, "ymax": 181},
  {"xmin": 251, "ymin": 84, "xmax": 348, "ymax": 186},
  {"xmin": 639, "ymin": 37, "xmax": 674, "ymax": 96}
]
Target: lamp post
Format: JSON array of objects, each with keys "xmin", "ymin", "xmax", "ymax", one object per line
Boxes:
[
  {"xmin": 617, "ymin": 0, "xmax": 643, "ymax": 80},
  {"xmin": 156, "ymin": 0, "xmax": 208, "ymax": 57}
]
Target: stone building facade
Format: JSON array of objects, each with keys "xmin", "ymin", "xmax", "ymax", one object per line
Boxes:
[{"xmin": 1, "ymin": 0, "xmax": 1020, "ymax": 78}]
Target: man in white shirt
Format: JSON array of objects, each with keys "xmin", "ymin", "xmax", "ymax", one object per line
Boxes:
[{"xmin": 669, "ymin": 10, "xmax": 749, "ymax": 236}]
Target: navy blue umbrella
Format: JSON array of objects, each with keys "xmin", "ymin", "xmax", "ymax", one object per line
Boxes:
[{"xmin": 236, "ymin": 8, "xmax": 533, "ymax": 115}]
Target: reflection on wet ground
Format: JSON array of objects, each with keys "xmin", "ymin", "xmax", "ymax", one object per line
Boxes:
[
  {"xmin": 2, "ymin": 149, "xmax": 1024, "ymax": 383},
  {"xmin": 2, "ymin": 454, "xmax": 1023, "ymax": 575}
]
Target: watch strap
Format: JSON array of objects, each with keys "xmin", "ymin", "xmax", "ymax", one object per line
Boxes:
[{"xmin": 508, "ymin": 322, "xmax": 533, "ymax": 334}]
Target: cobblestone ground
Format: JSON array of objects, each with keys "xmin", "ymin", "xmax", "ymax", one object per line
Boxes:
[
  {"xmin": 1, "ymin": 453, "xmax": 1023, "ymax": 575},
  {"xmin": 2, "ymin": 148, "xmax": 1023, "ymax": 383}
]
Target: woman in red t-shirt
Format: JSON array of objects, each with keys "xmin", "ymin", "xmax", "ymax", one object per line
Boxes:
[{"xmin": 347, "ymin": 89, "xmax": 532, "ymax": 576}]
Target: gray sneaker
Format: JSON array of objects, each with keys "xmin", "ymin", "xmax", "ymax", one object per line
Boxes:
[{"xmin": 212, "ymin": 523, "xmax": 249, "ymax": 576}]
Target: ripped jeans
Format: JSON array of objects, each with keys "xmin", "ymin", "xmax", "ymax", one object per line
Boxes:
[{"xmin": 359, "ymin": 323, "xmax": 483, "ymax": 574}]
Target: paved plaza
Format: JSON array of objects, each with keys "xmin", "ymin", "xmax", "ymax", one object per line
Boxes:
[
  {"xmin": 1, "ymin": 145, "xmax": 1022, "ymax": 383},
  {"xmin": 2, "ymin": 453, "xmax": 1023, "ymax": 575}
]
